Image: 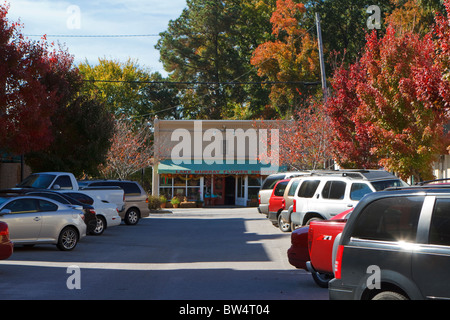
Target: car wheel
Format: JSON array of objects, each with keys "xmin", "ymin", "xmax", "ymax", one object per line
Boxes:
[
  {"xmin": 290, "ymin": 221, "xmax": 301, "ymax": 230},
  {"xmin": 278, "ymin": 214, "xmax": 291, "ymax": 232},
  {"xmin": 91, "ymin": 216, "xmax": 106, "ymax": 235},
  {"xmin": 311, "ymin": 271, "xmax": 333, "ymax": 288},
  {"xmin": 305, "ymin": 217, "xmax": 323, "ymax": 226},
  {"xmin": 125, "ymin": 208, "xmax": 140, "ymax": 225},
  {"xmin": 57, "ymin": 227, "xmax": 79, "ymax": 251},
  {"xmin": 372, "ymin": 291, "xmax": 408, "ymax": 300}
]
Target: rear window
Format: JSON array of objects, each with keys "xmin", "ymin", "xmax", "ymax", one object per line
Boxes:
[
  {"xmin": 352, "ymin": 196, "xmax": 423, "ymax": 242},
  {"xmin": 370, "ymin": 179, "xmax": 408, "ymax": 191},
  {"xmin": 297, "ymin": 180, "xmax": 320, "ymax": 198},
  {"xmin": 287, "ymin": 180, "xmax": 301, "ymax": 197},
  {"xmin": 64, "ymin": 192, "xmax": 94, "ymax": 205},
  {"xmin": 261, "ymin": 175, "xmax": 285, "ymax": 190},
  {"xmin": 273, "ymin": 181, "xmax": 289, "ymax": 197},
  {"xmin": 90, "ymin": 181, "xmax": 141, "ymax": 194}
]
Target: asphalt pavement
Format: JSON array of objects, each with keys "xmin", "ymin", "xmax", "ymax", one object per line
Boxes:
[{"xmin": 0, "ymin": 207, "xmax": 328, "ymax": 300}]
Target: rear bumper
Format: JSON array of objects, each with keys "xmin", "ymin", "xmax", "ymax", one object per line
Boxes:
[
  {"xmin": 328, "ymin": 278, "xmax": 355, "ymax": 300},
  {"xmin": 0, "ymin": 241, "xmax": 13, "ymax": 260},
  {"xmin": 259, "ymin": 204, "xmax": 269, "ymax": 215},
  {"xmin": 268, "ymin": 211, "xmax": 278, "ymax": 224},
  {"xmin": 287, "ymin": 246, "xmax": 308, "ymax": 270},
  {"xmin": 281, "ymin": 209, "xmax": 290, "ymax": 223}
]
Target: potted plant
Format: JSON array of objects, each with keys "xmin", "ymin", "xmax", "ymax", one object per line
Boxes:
[
  {"xmin": 159, "ymin": 195, "xmax": 167, "ymax": 208},
  {"xmin": 171, "ymin": 196, "xmax": 180, "ymax": 208}
]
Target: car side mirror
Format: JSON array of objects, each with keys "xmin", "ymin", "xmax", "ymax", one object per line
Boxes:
[
  {"xmin": 0, "ymin": 209, "xmax": 11, "ymax": 215},
  {"xmin": 52, "ymin": 184, "xmax": 61, "ymax": 190}
]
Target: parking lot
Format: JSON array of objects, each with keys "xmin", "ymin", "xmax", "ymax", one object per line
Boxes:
[{"xmin": 0, "ymin": 207, "xmax": 327, "ymax": 300}]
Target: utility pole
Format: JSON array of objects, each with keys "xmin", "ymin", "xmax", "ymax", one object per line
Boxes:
[{"xmin": 315, "ymin": 12, "xmax": 327, "ymax": 103}]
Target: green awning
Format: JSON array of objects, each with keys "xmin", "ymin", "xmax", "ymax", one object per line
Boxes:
[{"xmin": 157, "ymin": 160, "xmax": 284, "ymax": 175}]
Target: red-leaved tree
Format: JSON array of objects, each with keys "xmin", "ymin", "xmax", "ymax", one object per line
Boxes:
[
  {"xmin": 0, "ymin": 4, "xmax": 75, "ymax": 155},
  {"xmin": 327, "ymin": 19, "xmax": 450, "ymax": 181}
]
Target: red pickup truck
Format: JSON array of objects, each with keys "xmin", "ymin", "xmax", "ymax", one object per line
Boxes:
[{"xmin": 288, "ymin": 209, "xmax": 352, "ymax": 288}]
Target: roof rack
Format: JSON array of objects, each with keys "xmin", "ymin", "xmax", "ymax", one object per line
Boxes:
[
  {"xmin": 415, "ymin": 178, "xmax": 450, "ymax": 186},
  {"xmin": 307, "ymin": 169, "xmax": 395, "ymax": 180}
]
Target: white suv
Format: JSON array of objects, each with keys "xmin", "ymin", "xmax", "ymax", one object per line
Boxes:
[{"xmin": 281, "ymin": 170, "xmax": 407, "ymax": 229}]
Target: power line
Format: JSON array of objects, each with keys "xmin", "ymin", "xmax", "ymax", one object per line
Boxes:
[
  {"xmin": 81, "ymin": 79, "xmax": 321, "ymax": 86},
  {"xmin": 24, "ymin": 34, "xmax": 160, "ymax": 38}
]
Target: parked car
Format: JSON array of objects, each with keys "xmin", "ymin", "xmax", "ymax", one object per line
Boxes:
[
  {"xmin": 0, "ymin": 189, "xmax": 98, "ymax": 235},
  {"xmin": 0, "ymin": 221, "xmax": 13, "ymax": 260},
  {"xmin": 0, "ymin": 196, "xmax": 86, "ymax": 251},
  {"xmin": 258, "ymin": 172, "xmax": 310, "ymax": 215},
  {"xmin": 78, "ymin": 180, "xmax": 149, "ymax": 225},
  {"xmin": 17, "ymin": 172, "xmax": 125, "ymax": 211},
  {"xmin": 287, "ymin": 209, "xmax": 351, "ymax": 283},
  {"xmin": 268, "ymin": 178, "xmax": 302, "ymax": 232},
  {"xmin": 329, "ymin": 183, "xmax": 450, "ymax": 300},
  {"xmin": 61, "ymin": 191, "xmax": 121, "ymax": 235},
  {"xmin": 281, "ymin": 170, "xmax": 407, "ymax": 230}
]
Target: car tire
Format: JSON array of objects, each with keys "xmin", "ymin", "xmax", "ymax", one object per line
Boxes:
[
  {"xmin": 372, "ymin": 291, "xmax": 408, "ymax": 300},
  {"xmin": 278, "ymin": 214, "xmax": 291, "ymax": 232},
  {"xmin": 125, "ymin": 208, "xmax": 140, "ymax": 225},
  {"xmin": 91, "ymin": 216, "xmax": 106, "ymax": 235},
  {"xmin": 57, "ymin": 227, "xmax": 79, "ymax": 251},
  {"xmin": 290, "ymin": 221, "xmax": 301, "ymax": 231},
  {"xmin": 311, "ymin": 271, "xmax": 333, "ymax": 288}
]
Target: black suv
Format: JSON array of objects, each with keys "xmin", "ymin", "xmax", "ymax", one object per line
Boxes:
[{"xmin": 329, "ymin": 183, "xmax": 450, "ymax": 300}]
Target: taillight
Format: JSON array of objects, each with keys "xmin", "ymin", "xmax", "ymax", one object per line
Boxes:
[
  {"xmin": 0, "ymin": 223, "xmax": 8, "ymax": 236},
  {"xmin": 258, "ymin": 194, "xmax": 261, "ymax": 204},
  {"xmin": 145, "ymin": 197, "xmax": 149, "ymax": 203},
  {"xmin": 293, "ymin": 199, "xmax": 297, "ymax": 212},
  {"xmin": 334, "ymin": 245, "xmax": 345, "ymax": 279},
  {"xmin": 281, "ymin": 198, "xmax": 285, "ymax": 209}
]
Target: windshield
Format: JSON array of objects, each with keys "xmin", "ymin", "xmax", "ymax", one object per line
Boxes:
[
  {"xmin": 0, "ymin": 197, "xmax": 10, "ymax": 207},
  {"xmin": 370, "ymin": 179, "xmax": 409, "ymax": 191},
  {"xmin": 17, "ymin": 174, "xmax": 56, "ymax": 189}
]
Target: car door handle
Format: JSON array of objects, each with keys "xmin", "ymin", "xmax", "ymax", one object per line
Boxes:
[
  {"xmin": 33, "ymin": 217, "xmax": 41, "ymax": 221},
  {"xmin": 347, "ymin": 204, "xmax": 354, "ymax": 208}
]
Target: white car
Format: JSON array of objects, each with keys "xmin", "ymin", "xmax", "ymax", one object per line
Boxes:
[
  {"xmin": 61, "ymin": 191, "xmax": 121, "ymax": 235},
  {"xmin": 0, "ymin": 196, "xmax": 86, "ymax": 251}
]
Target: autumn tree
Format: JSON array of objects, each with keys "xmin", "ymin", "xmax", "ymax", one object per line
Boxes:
[
  {"xmin": 270, "ymin": 98, "xmax": 333, "ymax": 170},
  {"xmin": 99, "ymin": 117, "xmax": 153, "ymax": 180},
  {"xmin": 327, "ymin": 23, "xmax": 449, "ymax": 181},
  {"xmin": 325, "ymin": 62, "xmax": 379, "ymax": 169},
  {"xmin": 251, "ymin": 0, "xmax": 320, "ymax": 117},
  {"xmin": 0, "ymin": 4, "xmax": 73, "ymax": 156}
]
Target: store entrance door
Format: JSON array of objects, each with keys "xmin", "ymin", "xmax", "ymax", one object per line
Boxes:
[{"xmin": 224, "ymin": 176, "xmax": 236, "ymax": 205}]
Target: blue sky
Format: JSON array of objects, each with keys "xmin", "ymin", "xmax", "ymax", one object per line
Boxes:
[{"xmin": 8, "ymin": 0, "xmax": 187, "ymax": 74}]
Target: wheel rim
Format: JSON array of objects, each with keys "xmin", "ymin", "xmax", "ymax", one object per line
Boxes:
[
  {"xmin": 94, "ymin": 218, "xmax": 104, "ymax": 234},
  {"xmin": 61, "ymin": 229, "xmax": 77, "ymax": 250},
  {"xmin": 127, "ymin": 211, "xmax": 138, "ymax": 224}
]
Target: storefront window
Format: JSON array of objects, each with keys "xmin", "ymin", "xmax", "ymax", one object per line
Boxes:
[{"xmin": 248, "ymin": 176, "xmax": 262, "ymax": 201}]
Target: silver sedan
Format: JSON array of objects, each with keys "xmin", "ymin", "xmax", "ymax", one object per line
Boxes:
[{"xmin": 0, "ymin": 196, "xmax": 86, "ymax": 251}]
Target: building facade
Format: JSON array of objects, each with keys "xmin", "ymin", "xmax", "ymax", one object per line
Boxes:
[{"xmin": 151, "ymin": 119, "xmax": 283, "ymax": 206}]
